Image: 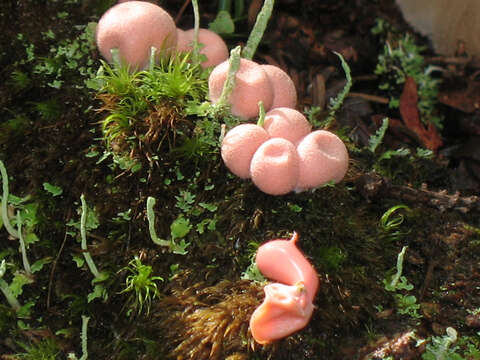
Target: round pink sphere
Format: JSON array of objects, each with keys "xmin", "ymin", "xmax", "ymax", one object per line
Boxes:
[
  {"xmin": 261, "ymin": 64, "xmax": 297, "ymax": 109},
  {"xmin": 176, "ymin": 28, "xmax": 229, "ymax": 68},
  {"xmin": 208, "ymin": 58, "xmax": 274, "ymax": 119},
  {"xmin": 250, "ymin": 138, "xmax": 299, "ymax": 195},
  {"xmin": 295, "ymin": 130, "xmax": 349, "ymax": 191},
  {"xmin": 221, "ymin": 124, "xmax": 270, "ymax": 179},
  {"xmin": 96, "ymin": 1, "xmax": 177, "ymax": 70},
  {"xmin": 263, "ymin": 107, "xmax": 312, "ymax": 144}
]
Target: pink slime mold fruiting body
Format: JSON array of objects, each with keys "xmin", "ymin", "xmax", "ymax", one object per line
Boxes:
[
  {"xmin": 221, "ymin": 124, "xmax": 270, "ymax": 179},
  {"xmin": 176, "ymin": 28, "xmax": 229, "ymax": 68},
  {"xmin": 250, "ymin": 282, "xmax": 314, "ymax": 344},
  {"xmin": 255, "ymin": 232, "xmax": 319, "ymax": 302},
  {"xmin": 96, "ymin": 1, "xmax": 177, "ymax": 70},
  {"xmin": 208, "ymin": 58, "xmax": 274, "ymax": 119},
  {"xmin": 263, "ymin": 107, "xmax": 312, "ymax": 144},
  {"xmin": 261, "ymin": 64, "xmax": 297, "ymax": 109},
  {"xmin": 249, "ymin": 138, "xmax": 299, "ymax": 195},
  {"xmin": 250, "ymin": 232, "xmax": 319, "ymax": 344},
  {"xmin": 295, "ymin": 130, "xmax": 349, "ymax": 192}
]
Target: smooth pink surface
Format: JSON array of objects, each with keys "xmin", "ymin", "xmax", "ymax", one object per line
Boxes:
[
  {"xmin": 295, "ymin": 130, "xmax": 349, "ymax": 191},
  {"xmin": 250, "ymin": 232, "xmax": 319, "ymax": 344},
  {"xmin": 176, "ymin": 28, "xmax": 188, "ymax": 49},
  {"xmin": 249, "ymin": 282, "xmax": 314, "ymax": 344},
  {"xmin": 208, "ymin": 58, "xmax": 274, "ymax": 119},
  {"xmin": 221, "ymin": 124, "xmax": 270, "ymax": 179},
  {"xmin": 176, "ymin": 28, "xmax": 229, "ymax": 68},
  {"xmin": 263, "ymin": 107, "xmax": 312, "ymax": 144},
  {"xmin": 261, "ymin": 64, "xmax": 297, "ymax": 109},
  {"xmin": 96, "ymin": 1, "xmax": 177, "ymax": 70},
  {"xmin": 250, "ymin": 138, "xmax": 299, "ymax": 195},
  {"xmin": 255, "ymin": 232, "xmax": 319, "ymax": 303}
]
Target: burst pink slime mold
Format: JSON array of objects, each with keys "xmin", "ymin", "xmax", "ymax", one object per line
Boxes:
[
  {"xmin": 263, "ymin": 107, "xmax": 312, "ymax": 144},
  {"xmin": 176, "ymin": 28, "xmax": 229, "ymax": 68},
  {"xmin": 208, "ymin": 58, "xmax": 274, "ymax": 119},
  {"xmin": 250, "ymin": 232, "xmax": 319, "ymax": 344},
  {"xmin": 221, "ymin": 124, "xmax": 270, "ymax": 179},
  {"xmin": 261, "ymin": 64, "xmax": 297, "ymax": 109},
  {"xmin": 96, "ymin": 1, "xmax": 177, "ymax": 70},
  {"xmin": 296, "ymin": 130, "xmax": 349, "ymax": 192},
  {"xmin": 250, "ymin": 138, "xmax": 299, "ymax": 195}
]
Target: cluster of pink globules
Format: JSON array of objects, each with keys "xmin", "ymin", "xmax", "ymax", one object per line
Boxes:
[
  {"xmin": 250, "ymin": 232, "xmax": 319, "ymax": 344},
  {"xmin": 211, "ymin": 56, "xmax": 349, "ymax": 196},
  {"xmin": 220, "ymin": 107, "xmax": 349, "ymax": 195}
]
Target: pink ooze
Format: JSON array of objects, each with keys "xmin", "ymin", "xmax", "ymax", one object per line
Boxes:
[
  {"xmin": 249, "ymin": 282, "xmax": 314, "ymax": 344},
  {"xmin": 250, "ymin": 232, "xmax": 319, "ymax": 344}
]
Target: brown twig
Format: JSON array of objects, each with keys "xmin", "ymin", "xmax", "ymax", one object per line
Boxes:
[
  {"xmin": 175, "ymin": 0, "xmax": 191, "ymax": 24},
  {"xmin": 355, "ymin": 171, "xmax": 480, "ymax": 214},
  {"xmin": 348, "ymin": 92, "xmax": 390, "ymax": 104},
  {"xmin": 425, "ymin": 55, "xmax": 472, "ymax": 66}
]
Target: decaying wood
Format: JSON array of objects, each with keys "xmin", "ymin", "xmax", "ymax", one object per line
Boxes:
[{"xmin": 355, "ymin": 171, "xmax": 480, "ymax": 213}]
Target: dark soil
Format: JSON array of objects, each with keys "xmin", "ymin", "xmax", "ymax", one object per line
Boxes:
[{"xmin": 1, "ymin": 1, "xmax": 480, "ymax": 359}]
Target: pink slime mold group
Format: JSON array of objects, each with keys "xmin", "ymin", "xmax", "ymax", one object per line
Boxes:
[
  {"xmin": 250, "ymin": 232, "xmax": 319, "ymax": 344},
  {"xmin": 221, "ymin": 107, "xmax": 349, "ymax": 195}
]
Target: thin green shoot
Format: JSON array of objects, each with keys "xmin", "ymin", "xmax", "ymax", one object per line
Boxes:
[
  {"xmin": 257, "ymin": 101, "xmax": 265, "ymax": 127},
  {"xmin": 234, "ymin": 0, "xmax": 245, "ymax": 19},
  {"xmin": 67, "ymin": 315, "xmax": 90, "ymax": 360},
  {"xmin": 146, "ymin": 197, "xmax": 170, "ymax": 249},
  {"xmin": 385, "ymin": 246, "xmax": 409, "ymax": 291},
  {"xmin": 218, "ymin": 0, "xmax": 232, "ymax": 12},
  {"xmin": 80, "ymin": 315, "xmax": 89, "ymax": 360},
  {"xmin": 0, "ymin": 160, "xmax": 19, "ymax": 238},
  {"xmin": 0, "ymin": 259, "xmax": 21, "ymax": 310},
  {"xmin": 147, "ymin": 197, "xmax": 189, "ymax": 255},
  {"xmin": 242, "ymin": 0, "xmax": 275, "ymax": 60},
  {"xmin": 191, "ymin": 0, "xmax": 201, "ymax": 64},
  {"xmin": 0, "ymin": 160, "xmax": 32, "ymax": 275},
  {"xmin": 218, "ymin": 0, "xmax": 245, "ymax": 19},
  {"xmin": 148, "ymin": 46, "xmax": 157, "ymax": 71},
  {"xmin": 368, "ymin": 117, "xmax": 389, "ymax": 153},
  {"xmin": 325, "ymin": 52, "xmax": 353, "ymax": 127},
  {"xmin": 383, "ymin": 247, "xmax": 422, "ymax": 319},
  {"xmin": 80, "ymin": 194, "xmax": 100, "ymax": 279},
  {"xmin": 213, "ymin": 45, "xmax": 241, "ymax": 115},
  {"xmin": 16, "ymin": 211, "xmax": 31, "ymax": 275}
]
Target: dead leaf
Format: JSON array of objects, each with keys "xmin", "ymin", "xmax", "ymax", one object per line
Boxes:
[{"xmin": 399, "ymin": 77, "xmax": 443, "ymax": 151}]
